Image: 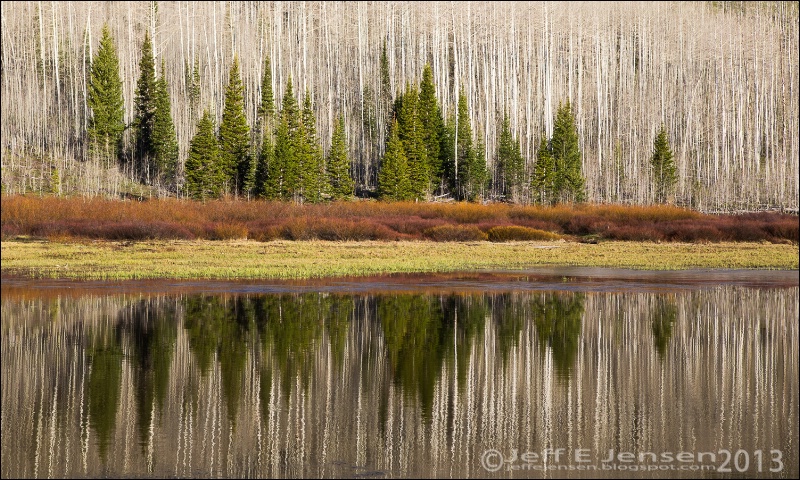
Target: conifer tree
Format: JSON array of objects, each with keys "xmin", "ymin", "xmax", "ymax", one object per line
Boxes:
[
  {"xmin": 279, "ymin": 77, "xmax": 302, "ymax": 199},
  {"xmin": 218, "ymin": 56, "xmax": 251, "ymax": 196},
  {"xmin": 497, "ymin": 113, "xmax": 526, "ymax": 202},
  {"xmin": 254, "ymin": 131, "xmax": 274, "ymax": 198},
  {"xmin": 133, "ymin": 31, "xmax": 157, "ymax": 178},
  {"xmin": 651, "ymin": 124, "xmax": 678, "ymax": 204},
  {"xmin": 327, "ymin": 115, "xmax": 354, "ymax": 199},
  {"xmin": 152, "ymin": 62, "xmax": 179, "ymax": 186},
  {"xmin": 87, "ymin": 24, "xmax": 125, "ymax": 167},
  {"xmin": 418, "ymin": 63, "xmax": 444, "ymax": 186},
  {"xmin": 463, "ymin": 136, "xmax": 488, "ymax": 202},
  {"xmin": 397, "ymin": 83, "xmax": 429, "ymax": 200},
  {"xmin": 532, "ymin": 136, "xmax": 555, "ymax": 205},
  {"xmin": 185, "ymin": 56, "xmax": 201, "ymax": 116},
  {"xmin": 300, "ymin": 90, "xmax": 328, "ymax": 202},
  {"xmin": 258, "ymin": 56, "xmax": 275, "ymax": 124},
  {"xmin": 551, "ymin": 101, "xmax": 585, "ymax": 203},
  {"xmin": 378, "ymin": 120, "xmax": 412, "ymax": 201},
  {"xmin": 185, "ymin": 109, "xmax": 222, "ymax": 200},
  {"xmin": 265, "ymin": 115, "xmax": 289, "ymax": 200},
  {"xmin": 449, "ymin": 87, "xmax": 486, "ymax": 201}
]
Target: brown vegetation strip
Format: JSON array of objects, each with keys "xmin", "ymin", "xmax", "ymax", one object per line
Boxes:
[{"xmin": 2, "ymin": 195, "xmax": 798, "ymax": 243}]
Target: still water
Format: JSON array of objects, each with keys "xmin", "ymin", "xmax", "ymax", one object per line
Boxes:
[{"xmin": 1, "ymin": 269, "xmax": 798, "ymax": 478}]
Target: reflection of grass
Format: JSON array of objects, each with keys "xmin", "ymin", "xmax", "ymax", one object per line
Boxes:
[{"xmin": 1, "ymin": 239, "xmax": 797, "ymax": 280}]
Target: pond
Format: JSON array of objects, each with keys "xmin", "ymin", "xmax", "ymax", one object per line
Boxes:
[{"xmin": 1, "ymin": 268, "xmax": 797, "ymax": 478}]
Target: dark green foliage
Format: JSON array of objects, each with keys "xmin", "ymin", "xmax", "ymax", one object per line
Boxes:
[
  {"xmin": 418, "ymin": 64, "xmax": 443, "ymax": 182},
  {"xmin": 265, "ymin": 77, "xmax": 304, "ymax": 200},
  {"xmin": 185, "ymin": 109, "xmax": 223, "ymax": 200},
  {"xmin": 218, "ymin": 56, "xmax": 251, "ymax": 196},
  {"xmin": 133, "ymin": 31, "xmax": 157, "ymax": 177},
  {"xmin": 551, "ymin": 101, "xmax": 586, "ymax": 203},
  {"xmin": 254, "ymin": 131, "xmax": 274, "ymax": 198},
  {"xmin": 380, "ymin": 40, "xmax": 392, "ymax": 113},
  {"xmin": 87, "ymin": 24, "xmax": 125, "ymax": 166},
  {"xmin": 396, "ymin": 83, "xmax": 430, "ymax": 200},
  {"xmin": 444, "ymin": 87, "xmax": 487, "ymax": 201},
  {"xmin": 378, "ymin": 119, "xmax": 412, "ymax": 201},
  {"xmin": 497, "ymin": 113, "xmax": 526, "ymax": 203},
  {"xmin": 185, "ymin": 56, "xmax": 201, "ymax": 115},
  {"xmin": 651, "ymin": 124, "xmax": 678, "ymax": 204},
  {"xmin": 327, "ymin": 115, "xmax": 354, "ymax": 199},
  {"xmin": 258, "ymin": 56, "xmax": 275, "ymax": 123},
  {"xmin": 299, "ymin": 90, "xmax": 328, "ymax": 203},
  {"xmin": 152, "ymin": 62, "xmax": 179, "ymax": 186},
  {"xmin": 532, "ymin": 136, "xmax": 555, "ymax": 204}
]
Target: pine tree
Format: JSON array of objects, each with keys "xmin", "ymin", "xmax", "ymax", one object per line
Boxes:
[
  {"xmin": 397, "ymin": 82, "xmax": 429, "ymax": 200},
  {"xmin": 327, "ymin": 115, "xmax": 354, "ymax": 200},
  {"xmin": 185, "ymin": 109, "xmax": 222, "ymax": 200},
  {"xmin": 279, "ymin": 77, "xmax": 302, "ymax": 199},
  {"xmin": 258, "ymin": 56, "xmax": 275, "ymax": 123},
  {"xmin": 152, "ymin": 61, "xmax": 179, "ymax": 187},
  {"xmin": 551, "ymin": 101, "xmax": 585, "ymax": 203},
  {"xmin": 133, "ymin": 31, "xmax": 157, "ymax": 179},
  {"xmin": 450, "ymin": 87, "xmax": 483, "ymax": 201},
  {"xmin": 300, "ymin": 90, "xmax": 328, "ymax": 203},
  {"xmin": 497, "ymin": 113, "xmax": 526, "ymax": 203},
  {"xmin": 87, "ymin": 24, "xmax": 125, "ymax": 167},
  {"xmin": 186, "ymin": 56, "xmax": 201, "ymax": 116},
  {"xmin": 378, "ymin": 120, "xmax": 412, "ymax": 201},
  {"xmin": 265, "ymin": 115, "xmax": 289, "ymax": 199},
  {"xmin": 218, "ymin": 55, "xmax": 251, "ymax": 196},
  {"xmin": 651, "ymin": 124, "xmax": 678, "ymax": 204},
  {"xmin": 418, "ymin": 63, "xmax": 444, "ymax": 186},
  {"xmin": 463, "ymin": 135, "xmax": 488, "ymax": 202},
  {"xmin": 254, "ymin": 130, "xmax": 274, "ymax": 198},
  {"xmin": 532, "ymin": 136, "xmax": 555, "ymax": 205}
]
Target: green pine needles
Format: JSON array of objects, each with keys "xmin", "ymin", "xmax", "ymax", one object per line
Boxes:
[
  {"xmin": 185, "ymin": 109, "xmax": 222, "ymax": 200},
  {"xmin": 651, "ymin": 124, "xmax": 678, "ymax": 204},
  {"xmin": 532, "ymin": 101, "xmax": 586, "ymax": 204},
  {"xmin": 87, "ymin": 24, "xmax": 125, "ymax": 167}
]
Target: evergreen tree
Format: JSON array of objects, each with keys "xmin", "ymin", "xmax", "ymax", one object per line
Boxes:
[
  {"xmin": 449, "ymin": 87, "xmax": 485, "ymax": 201},
  {"xmin": 463, "ymin": 135, "xmax": 488, "ymax": 202},
  {"xmin": 185, "ymin": 56, "xmax": 201, "ymax": 116},
  {"xmin": 152, "ymin": 61, "xmax": 179, "ymax": 186},
  {"xmin": 497, "ymin": 113, "xmax": 526, "ymax": 202},
  {"xmin": 258, "ymin": 56, "xmax": 275, "ymax": 123},
  {"xmin": 280, "ymin": 77, "xmax": 302, "ymax": 199},
  {"xmin": 378, "ymin": 120, "xmax": 412, "ymax": 201},
  {"xmin": 300, "ymin": 90, "xmax": 328, "ymax": 202},
  {"xmin": 87, "ymin": 24, "xmax": 125, "ymax": 167},
  {"xmin": 185, "ymin": 109, "xmax": 222, "ymax": 200},
  {"xmin": 218, "ymin": 56, "xmax": 251, "ymax": 196},
  {"xmin": 651, "ymin": 124, "xmax": 678, "ymax": 204},
  {"xmin": 264, "ymin": 115, "xmax": 289, "ymax": 199},
  {"xmin": 418, "ymin": 63, "xmax": 444, "ymax": 186},
  {"xmin": 397, "ymin": 82, "xmax": 429, "ymax": 200},
  {"xmin": 254, "ymin": 131, "xmax": 274, "ymax": 198},
  {"xmin": 531, "ymin": 136, "xmax": 555, "ymax": 205},
  {"xmin": 440, "ymin": 113, "xmax": 456, "ymax": 196},
  {"xmin": 133, "ymin": 31, "xmax": 157, "ymax": 178},
  {"xmin": 327, "ymin": 115, "xmax": 354, "ymax": 200},
  {"xmin": 551, "ymin": 101, "xmax": 585, "ymax": 203}
]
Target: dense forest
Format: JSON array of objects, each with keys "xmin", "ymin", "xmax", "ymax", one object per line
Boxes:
[{"xmin": 1, "ymin": 1, "xmax": 798, "ymax": 211}]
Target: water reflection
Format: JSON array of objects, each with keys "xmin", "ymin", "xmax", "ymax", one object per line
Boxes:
[{"xmin": 1, "ymin": 286, "xmax": 797, "ymax": 478}]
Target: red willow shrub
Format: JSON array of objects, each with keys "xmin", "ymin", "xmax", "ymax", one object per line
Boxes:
[{"xmin": 1, "ymin": 195, "xmax": 796, "ymax": 243}]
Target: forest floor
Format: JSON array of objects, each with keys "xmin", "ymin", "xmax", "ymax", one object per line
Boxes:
[{"xmin": 2, "ymin": 239, "xmax": 797, "ymax": 281}]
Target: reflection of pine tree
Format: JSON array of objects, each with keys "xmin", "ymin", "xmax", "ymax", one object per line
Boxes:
[
  {"xmin": 651, "ymin": 296, "xmax": 677, "ymax": 358},
  {"xmin": 123, "ymin": 299, "xmax": 177, "ymax": 451},
  {"xmin": 87, "ymin": 326, "xmax": 123, "ymax": 461},
  {"xmin": 532, "ymin": 292, "xmax": 585, "ymax": 379}
]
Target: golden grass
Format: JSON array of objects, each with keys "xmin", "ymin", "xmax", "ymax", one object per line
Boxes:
[{"xmin": 1, "ymin": 239, "xmax": 796, "ymax": 280}]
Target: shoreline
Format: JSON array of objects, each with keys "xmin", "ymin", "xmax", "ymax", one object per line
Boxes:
[{"xmin": 1, "ymin": 239, "xmax": 797, "ymax": 281}]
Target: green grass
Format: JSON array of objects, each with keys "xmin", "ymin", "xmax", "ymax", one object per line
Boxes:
[{"xmin": 1, "ymin": 239, "xmax": 797, "ymax": 280}]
